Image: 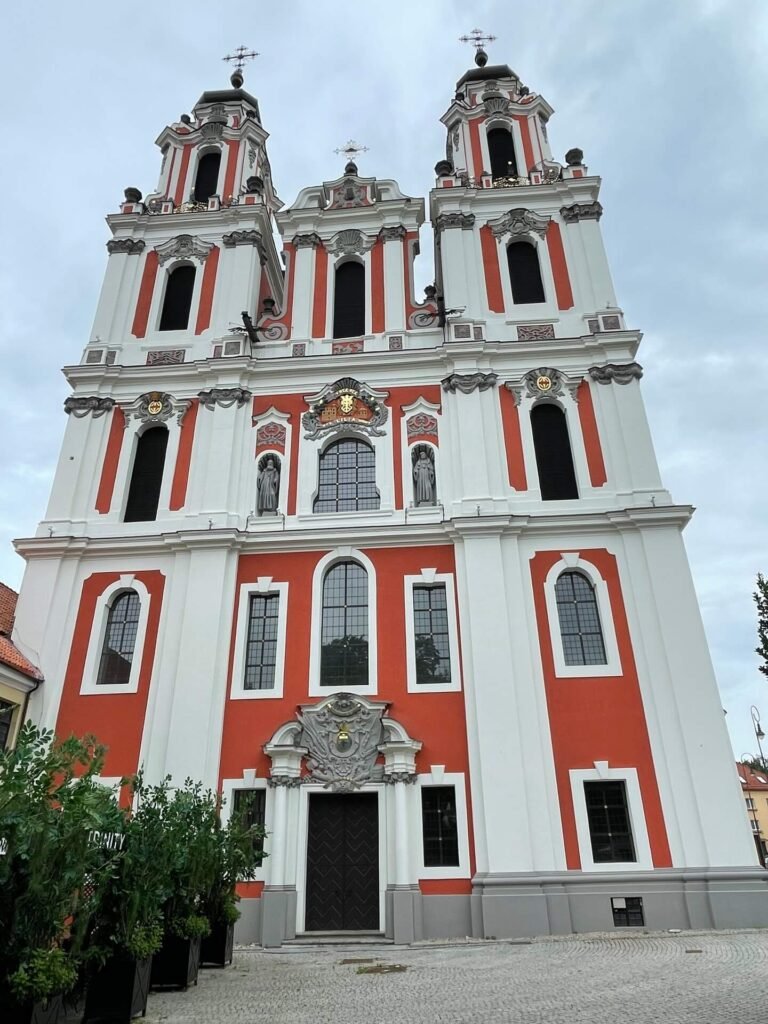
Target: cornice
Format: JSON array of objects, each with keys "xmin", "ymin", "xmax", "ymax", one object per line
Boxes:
[{"xmin": 429, "ymin": 175, "xmax": 602, "ymax": 212}]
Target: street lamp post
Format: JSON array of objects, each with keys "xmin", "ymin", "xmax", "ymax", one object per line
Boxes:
[{"xmin": 751, "ymin": 706, "xmax": 766, "ymax": 771}]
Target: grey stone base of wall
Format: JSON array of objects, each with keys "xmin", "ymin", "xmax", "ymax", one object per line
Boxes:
[{"xmin": 234, "ymin": 868, "xmax": 768, "ymax": 947}]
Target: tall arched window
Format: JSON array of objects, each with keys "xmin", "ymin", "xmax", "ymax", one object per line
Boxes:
[
  {"xmin": 194, "ymin": 151, "xmax": 221, "ymax": 203},
  {"xmin": 313, "ymin": 438, "xmax": 380, "ymax": 513},
  {"xmin": 159, "ymin": 264, "xmax": 195, "ymax": 331},
  {"xmin": 507, "ymin": 241, "xmax": 545, "ymax": 304},
  {"xmin": 530, "ymin": 403, "xmax": 578, "ymax": 500},
  {"xmin": 97, "ymin": 590, "xmax": 141, "ymax": 685},
  {"xmin": 554, "ymin": 571, "xmax": 607, "ymax": 666},
  {"xmin": 124, "ymin": 426, "xmax": 168, "ymax": 522},
  {"xmin": 320, "ymin": 561, "xmax": 369, "ymax": 687},
  {"xmin": 333, "ymin": 261, "xmax": 365, "ymax": 339},
  {"xmin": 487, "ymin": 127, "xmax": 518, "ymax": 180}
]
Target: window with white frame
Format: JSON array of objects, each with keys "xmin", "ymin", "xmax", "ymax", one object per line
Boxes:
[
  {"xmin": 230, "ymin": 580, "xmax": 289, "ymax": 700},
  {"xmin": 404, "ymin": 572, "xmax": 461, "ymax": 693},
  {"xmin": 421, "ymin": 786, "xmax": 459, "ymax": 867},
  {"xmin": 231, "ymin": 788, "xmax": 267, "ymax": 858},
  {"xmin": 583, "ymin": 780, "xmax": 636, "ymax": 863},
  {"xmin": 554, "ymin": 570, "xmax": 607, "ymax": 666},
  {"xmin": 220, "ymin": 777, "xmax": 269, "ymax": 881},
  {"xmin": 96, "ymin": 590, "xmax": 140, "ymax": 686},
  {"xmin": 320, "ymin": 561, "xmax": 369, "ymax": 687},
  {"xmin": 313, "ymin": 438, "xmax": 380, "ymax": 513},
  {"xmin": 569, "ymin": 766, "xmax": 652, "ymax": 871},
  {"xmin": 80, "ymin": 575, "xmax": 153, "ymax": 696}
]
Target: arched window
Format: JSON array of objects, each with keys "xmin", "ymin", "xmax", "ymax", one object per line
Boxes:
[
  {"xmin": 530, "ymin": 403, "xmax": 578, "ymax": 500},
  {"xmin": 507, "ymin": 241, "xmax": 545, "ymax": 304},
  {"xmin": 124, "ymin": 426, "xmax": 168, "ymax": 522},
  {"xmin": 159, "ymin": 264, "xmax": 195, "ymax": 331},
  {"xmin": 333, "ymin": 261, "xmax": 365, "ymax": 339},
  {"xmin": 320, "ymin": 561, "xmax": 369, "ymax": 687},
  {"xmin": 97, "ymin": 590, "xmax": 141, "ymax": 685},
  {"xmin": 193, "ymin": 151, "xmax": 221, "ymax": 203},
  {"xmin": 554, "ymin": 571, "xmax": 607, "ymax": 666},
  {"xmin": 313, "ymin": 438, "xmax": 380, "ymax": 513},
  {"xmin": 487, "ymin": 127, "xmax": 518, "ymax": 180}
]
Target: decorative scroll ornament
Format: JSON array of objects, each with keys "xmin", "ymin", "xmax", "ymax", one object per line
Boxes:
[
  {"xmin": 488, "ymin": 207, "xmax": 550, "ymax": 240},
  {"xmin": 482, "ymin": 84, "xmax": 512, "ymax": 117},
  {"xmin": 267, "ymin": 775, "xmax": 303, "ymax": 788},
  {"xmin": 435, "ymin": 212, "xmax": 475, "ymax": 231},
  {"xmin": 303, "ymin": 377, "xmax": 389, "ymax": 439},
  {"xmin": 383, "ymin": 771, "xmax": 419, "ymax": 785},
  {"xmin": 124, "ymin": 391, "xmax": 191, "ymax": 425},
  {"xmin": 154, "ymin": 234, "xmax": 213, "ymax": 265},
  {"xmin": 222, "ymin": 230, "xmax": 267, "ymax": 263},
  {"xmin": 406, "ymin": 412, "xmax": 439, "ymax": 441},
  {"xmin": 291, "ymin": 232, "xmax": 323, "ymax": 249},
  {"xmin": 378, "ymin": 225, "xmax": 407, "ymax": 242},
  {"xmin": 255, "ymin": 421, "xmax": 287, "ymax": 454},
  {"xmin": 327, "ymin": 229, "xmax": 375, "ymax": 256},
  {"xmin": 560, "ymin": 201, "xmax": 603, "ymax": 223},
  {"xmin": 298, "ymin": 693, "xmax": 390, "ymax": 792},
  {"xmin": 64, "ymin": 396, "xmax": 116, "ymax": 418},
  {"xmin": 107, "ymin": 238, "xmax": 145, "ymax": 255},
  {"xmin": 198, "ymin": 387, "xmax": 252, "ymax": 409},
  {"xmin": 505, "ymin": 367, "xmax": 581, "ymax": 404},
  {"xmin": 327, "ymin": 178, "xmax": 369, "ymax": 210},
  {"xmin": 588, "ymin": 362, "xmax": 643, "ymax": 385},
  {"xmin": 441, "ymin": 371, "xmax": 498, "ymax": 394}
]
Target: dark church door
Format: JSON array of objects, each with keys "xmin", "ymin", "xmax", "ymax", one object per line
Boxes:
[{"xmin": 305, "ymin": 793, "xmax": 379, "ymax": 931}]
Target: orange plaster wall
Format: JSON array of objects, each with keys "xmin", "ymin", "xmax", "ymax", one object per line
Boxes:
[
  {"xmin": 194, "ymin": 245, "xmax": 219, "ymax": 335},
  {"xmin": 371, "ymin": 240, "xmax": 385, "ymax": 334},
  {"xmin": 55, "ymin": 570, "xmax": 166, "ymax": 778},
  {"xmin": 169, "ymin": 400, "xmax": 198, "ymax": 510},
  {"xmin": 480, "ymin": 225, "xmax": 505, "ymax": 313},
  {"xmin": 311, "ymin": 244, "xmax": 328, "ymax": 338},
  {"xmin": 545, "ymin": 222, "xmax": 574, "ymax": 310},
  {"xmin": 131, "ymin": 250, "xmax": 159, "ymax": 339},
  {"xmin": 95, "ymin": 408, "xmax": 126, "ymax": 514},
  {"xmin": 576, "ymin": 381, "xmax": 607, "ymax": 487},
  {"xmin": 498, "ymin": 388, "xmax": 527, "ymax": 490},
  {"xmin": 530, "ymin": 549, "xmax": 672, "ymax": 869},
  {"xmin": 173, "ymin": 144, "xmax": 193, "ymax": 206},
  {"xmin": 222, "ymin": 140, "xmax": 240, "ymax": 202},
  {"xmin": 512, "ymin": 115, "xmax": 535, "ymax": 173},
  {"xmin": 468, "ymin": 116, "xmax": 484, "ymax": 177}
]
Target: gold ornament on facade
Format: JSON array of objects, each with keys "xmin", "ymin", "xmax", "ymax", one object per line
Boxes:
[{"xmin": 536, "ymin": 375, "xmax": 552, "ymax": 392}]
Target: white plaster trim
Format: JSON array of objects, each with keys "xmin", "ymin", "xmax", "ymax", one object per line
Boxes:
[
  {"xmin": 295, "ymin": 783, "xmax": 386, "ymax": 933},
  {"xmin": 229, "ymin": 580, "xmax": 289, "ymax": 699},
  {"xmin": 514, "ymin": 389, "xmax": 594, "ymax": 502},
  {"xmin": 542, "ymin": 554, "xmax": 622, "ymax": 678},
  {"xmin": 80, "ymin": 575, "xmax": 151, "ymax": 695},
  {"xmin": 148, "ymin": 259, "xmax": 206, "ymax": 339},
  {"xmin": 496, "ymin": 233, "xmax": 557, "ymax": 318},
  {"xmin": 220, "ymin": 775, "xmax": 269, "ymax": 881},
  {"xmin": 569, "ymin": 766, "xmax": 653, "ymax": 871},
  {"xmin": 308, "ymin": 548, "xmax": 378, "ymax": 696},
  {"xmin": 413, "ymin": 773, "xmax": 471, "ymax": 880},
  {"xmin": 404, "ymin": 572, "xmax": 462, "ymax": 694}
]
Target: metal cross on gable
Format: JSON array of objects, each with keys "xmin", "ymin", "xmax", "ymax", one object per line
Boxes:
[
  {"xmin": 222, "ymin": 45, "xmax": 260, "ymax": 74},
  {"xmin": 459, "ymin": 28, "xmax": 497, "ymax": 52},
  {"xmin": 334, "ymin": 139, "xmax": 369, "ymax": 162}
]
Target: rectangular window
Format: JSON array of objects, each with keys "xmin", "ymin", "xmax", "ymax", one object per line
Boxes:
[
  {"xmin": 413, "ymin": 584, "xmax": 451, "ymax": 685},
  {"xmin": 0, "ymin": 700, "xmax": 16, "ymax": 752},
  {"xmin": 421, "ymin": 786, "xmax": 459, "ymax": 867},
  {"xmin": 584, "ymin": 781, "xmax": 636, "ymax": 863},
  {"xmin": 746, "ymin": 797, "xmax": 756, "ymax": 810},
  {"xmin": 244, "ymin": 594, "xmax": 279, "ymax": 690},
  {"xmin": 611, "ymin": 896, "xmax": 644, "ymax": 927},
  {"xmin": 231, "ymin": 788, "xmax": 266, "ymax": 857}
]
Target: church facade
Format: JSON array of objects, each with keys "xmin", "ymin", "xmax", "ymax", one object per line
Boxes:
[{"xmin": 12, "ymin": 46, "xmax": 768, "ymax": 945}]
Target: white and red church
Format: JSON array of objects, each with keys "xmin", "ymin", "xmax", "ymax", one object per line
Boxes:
[{"xmin": 10, "ymin": 44, "xmax": 768, "ymax": 944}]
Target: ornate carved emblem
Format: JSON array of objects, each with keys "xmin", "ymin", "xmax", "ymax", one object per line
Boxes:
[
  {"xmin": 487, "ymin": 207, "xmax": 550, "ymax": 240},
  {"xmin": 146, "ymin": 349, "xmax": 185, "ymax": 366},
  {"xmin": 327, "ymin": 179, "xmax": 369, "ymax": 210},
  {"xmin": 560, "ymin": 201, "xmax": 603, "ymax": 223},
  {"xmin": 154, "ymin": 234, "xmax": 214, "ymax": 265},
  {"xmin": 303, "ymin": 378, "xmax": 389, "ymax": 439},
  {"xmin": 291, "ymin": 232, "xmax": 323, "ymax": 249},
  {"xmin": 378, "ymin": 225, "xmax": 407, "ymax": 242},
  {"xmin": 222, "ymin": 230, "xmax": 267, "ymax": 263},
  {"xmin": 441, "ymin": 372, "xmax": 498, "ymax": 394},
  {"xmin": 64, "ymin": 396, "xmax": 116, "ymax": 419},
  {"xmin": 406, "ymin": 412, "xmax": 439, "ymax": 441},
  {"xmin": 298, "ymin": 693, "xmax": 389, "ymax": 792},
  {"xmin": 198, "ymin": 387, "xmax": 252, "ymax": 410},
  {"xmin": 435, "ymin": 213, "xmax": 475, "ymax": 231},
  {"xmin": 517, "ymin": 323, "xmax": 555, "ymax": 341},
  {"xmin": 255, "ymin": 421, "xmax": 287, "ymax": 454},
  {"xmin": 106, "ymin": 238, "xmax": 145, "ymax": 255},
  {"xmin": 327, "ymin": 229, "xmax": 375, "ymax": 256},
  {"xmin": 124, "ymin": 391, "xmax": 191, "ymax": 425},
  {"xmin": 505, "ymin": 367, "xmax": 582, "ymax": 404},
  {"xmin": 588, "ymin": 362, "xmax": 643, "ymax": 385}
]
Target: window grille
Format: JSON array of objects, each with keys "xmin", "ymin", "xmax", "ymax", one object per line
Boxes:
[
  {"xmin": 320, "ymin": 561, "xmax": 369, "ymax": 687},
  {"xmin": 421, "ymin": 786, "xmax": 460, "ymax": 867},
  {"xmin": 584, "ymin": 780, "xmax": 636, "ymax": 863},
  {"xmin": 97, "ymin": 591, "xmax": 141, "ymax": 686},
  {"xmin": 413, "ymin": 584, "xmax": 451, "ymax": 684},
  {"xmin": 232, "ymin": 789, "xmax": 266, "ymax": 858},
  {"xmin": 555, "ymin": 571, "xmax": 607, "ymax": 666},
  {"xmin": 313, "ymin": 439, "xmax": 380, "ymax": 513},
  {"xmin": 243, "ymin": 594, "xmax": 279, "ymax": 689}
]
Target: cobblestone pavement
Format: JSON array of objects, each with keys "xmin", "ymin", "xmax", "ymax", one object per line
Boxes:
[{"xmin": 145, "ymin": 930, "xmax": 768, "ymax": 1024}]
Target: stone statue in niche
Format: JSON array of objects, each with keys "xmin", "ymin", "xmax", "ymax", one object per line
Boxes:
[
  {"xmin": 257, "ymin": 455, "xmax": 280, "ymax": 515},
  {"xmin": 412, "ymin": 448, "xmax": 436, "ymax": 506}
]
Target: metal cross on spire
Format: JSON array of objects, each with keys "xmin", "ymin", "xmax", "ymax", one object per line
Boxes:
[
  {"xmin": 334, "ymin": 139, "xmax": 369, "ymax": 173},
  {"xmin": 459, "ymin": 28, "xmax": 497, "ymax": 67},
  {"xmin": 222, "ymin": 45, "xmax": 259, "ymax": 86}
]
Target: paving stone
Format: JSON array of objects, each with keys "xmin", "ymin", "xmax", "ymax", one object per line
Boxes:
[{"xmin": 144, "ymin": 929, "xmax": 768, "ymax": 1024}]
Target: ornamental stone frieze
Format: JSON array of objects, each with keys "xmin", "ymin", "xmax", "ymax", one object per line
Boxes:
[
  {"xmin": 222, "ymin": 230, "xmax": 267, "ymax": 263},
  {"xmin": 291, "ymin": 232, "xmax": 323, "ymax": 249},
  {"xmin": 106, "ymin": 238, "xmax": 145, "ymax": 255},
  {"xmin": 303, "ymin": 377, "xmax": 389, "ymax": 439},
  {"xmin": 505, "ymin": 367, "xmax": 582, "ymax": 404},
  {"xmin": 481, "ymin": 83, "xmax": 512, "ymax": 117},
  {"xmin": 487, "ymin": 207, "xmax": 550, "ymax": 240},
  {"xmin": 154, "ymin": 234, "xmax": 214, "ymax": 265},
  {"xmin": 197, "ymin": 387, "xmax": 252, "ymax": 410},
  {"xmin": 441, "ymin": 371, "xmax": 498, "ymax": 394},
  {"xmin": 123, "ymin": 390, "xmax": 192, "ymax": 426},
  {"xmin": 382, "ymin": 771, "xmax": 418, "ymax": 785},
  {"xmin": 378, "ymin": 225, "xmax": 408, "ymax": 241},
  {"xmin": 267, "ymin": 775, "xmax": 303, "ymax": 788},
  {"xmin": 588, "ymin": 362, "xmax": 643, "ymax": 385},
  {"xmin": 434, "ymin": 212, "xmax": 475, "ymax": 231},
  {"xmin": 64, "ymin": 396, "xmax": 116, "ymax": 418},
  {"xmin": 560, "ymin": 201, "xmax": 603, "ymax": 223},
  {"xmin": 327, "ymin": 228, "xmax": 375, "ymax": 257}
]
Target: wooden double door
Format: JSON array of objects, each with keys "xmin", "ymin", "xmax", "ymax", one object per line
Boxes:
[{"xmin": 305, "ymin": 793, "xmax": 379, "ymax": 931}]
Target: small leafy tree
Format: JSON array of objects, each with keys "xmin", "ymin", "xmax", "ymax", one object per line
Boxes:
[
  {"xmin": 754, "ymin": 573, "xmax": 768, "ymax": 680},
  {"xmin": 0, "ymin": 725, "xmax": 124, "ymax": 1005},
  {"xmin": 202, "ymin": 794, "xmax": 267, "ymax": 929}
]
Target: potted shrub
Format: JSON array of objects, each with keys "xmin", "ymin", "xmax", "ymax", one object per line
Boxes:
[
  {"xmin": 0, "ymin": 725, "xmax": 124, "ymax": 1024},
  {"xmin": 200, "ymin": 794, "xmax": 267, "ymax": 968},
  {"xmin": 82, "ymin": 774, "xmax": 173, "ymax": 1022},
  {"xmin": 149, "ymin": 781, "xmax": 219, "ymax": 990}
]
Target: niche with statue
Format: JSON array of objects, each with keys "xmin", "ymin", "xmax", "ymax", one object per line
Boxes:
[
  {"xmin": 256, "ymin": 453, "xmax": 281, "ymax": 515},
  {"xmin": 411, "ymin": 445, "xmax": 436, "ymax": 507}
]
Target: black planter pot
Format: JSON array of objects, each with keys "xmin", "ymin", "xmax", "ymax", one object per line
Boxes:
[
  {"xmin": 82, "ymin": 955, "xmax": 151, "ymax": 1022},
  {"xmin": 200, "ymin": 921, "xmax": 235, "ymax": 967},
  {"xmin": 0, "ymin": 994, "xmax": 63, "ymax": 1024},
  {"xmin": 150, "ymin": 933, "xmax": 201, "ymax": 990}
]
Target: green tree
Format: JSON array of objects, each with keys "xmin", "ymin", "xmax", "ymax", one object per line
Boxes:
[{"xmin": 754, "ymin": 573, "xmax": 768, "ymax": 680}]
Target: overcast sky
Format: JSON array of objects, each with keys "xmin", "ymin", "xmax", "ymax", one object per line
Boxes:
[{"xmin": 1, "ymin": 1, "xmax": 766, "ymax": 759}]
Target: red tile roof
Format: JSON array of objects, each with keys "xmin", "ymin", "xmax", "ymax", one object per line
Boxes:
[
  {"xmin": 0, "ymin": 583, "xmax": 43, "ymax": 682},
  {"xmin": 736, "ymin": 761, "xmax": 768, "ymax": 789}
]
